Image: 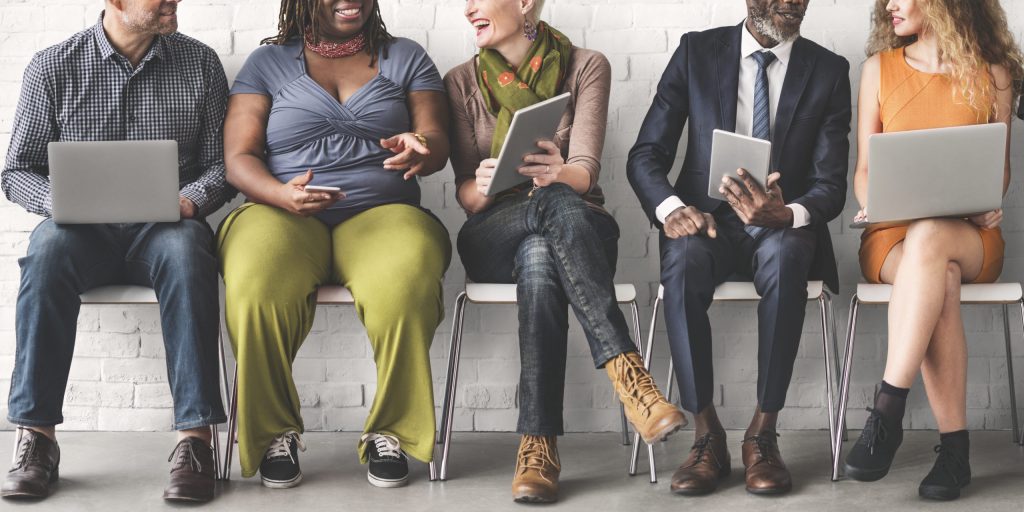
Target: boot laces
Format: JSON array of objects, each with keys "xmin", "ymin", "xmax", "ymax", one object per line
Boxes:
[
  {"xmin": 266, "ymin": 431, "xmax": 306, "ymax": 464},
  {"xmin": 167, "ymin": 438, "xmax": 204, "ymax": 473},
  {"xmin": 361, "ymin": 433, "xmax": 403, "ymax": 460},
  {"xmin": 860, "ymin": 408, "xmax": 889, "ymax": 455},
  {"xmin": 617, "ymin": 355, "xmax": 664, "ymax": 417},
  {"xmin": 517, "ymin": 435, "xmax": 560, "ymax": 475},
  {"xmin": 12, "ymin": 433, "xmax": 39, "ymax": 471}
]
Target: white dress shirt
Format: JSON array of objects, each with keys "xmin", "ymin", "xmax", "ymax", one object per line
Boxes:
[{"xmin": 655, "ymin": 23, "xmax": 811, "ymax": 228}]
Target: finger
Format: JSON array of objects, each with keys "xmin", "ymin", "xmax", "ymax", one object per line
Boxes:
[
  {"xmin": 704, "ymin": 214, "xmax": 718, "ymax": 238},
  {"xmin": 403, "ymin": 164, "xmax": 423, "ymax": 180},
  {"xmin": 721, "ymin": 176, "xmax": 750, "ymax": 200},
  {"xmin": 384, "ymin": 148, "xmax": 416, "ymax": 168},
  {"xmin": 688, "ymin": 211, "xmax": 706, "ymax": 232},
  {"xmin": 536, "ymin": 140, "xmax": 560, "ymax": 155},
  {"xmin": 766, "ymin": 172, "xmax": 782, "ymax": 190},
  {"xmin": 290, "ymin": 169, "xmax": 314, "ymax": 186},
  {"xmin": 408, "ymin": 138, "xmax": 431, "ymax": 155},
  {"xmin": 736, "ymin": 168, "xmax": 765, "ymax": 200},
  {"xmin": 664, "ymin": 222, "xmax": 681, "ymax": 239},
  {"xmin": 720, "ymin": 186, "xmax": 743, "ymax": 208},
  {"xmin": 380, "ymin": 136, "xmax": 400, "ymax": 149},
  {"xmin": 517, "ymin": 164, "xmax": 550, "ymax": 177},
  {"xmin": 481, "ymin": 158, "xmax": 499, "ymax": 168}
]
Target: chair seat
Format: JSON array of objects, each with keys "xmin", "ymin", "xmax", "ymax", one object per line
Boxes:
[
  {"xmin": 316, "ymin": 286, "xmax": 355, "ymax": 304},
  {"xmin": 465, "ymin": 283, "xmax": 637, "ymax": 304},
  {"xmin": 79, "ymin": 285, "xmax": 158, "ymax": 304},
  {"xmin": 656, "ymin": 281, "xmax": 826, "ymax": 301},
  {"xmin": 857, "ymin": 283, "xmax": 1024, "ymax": 305}
]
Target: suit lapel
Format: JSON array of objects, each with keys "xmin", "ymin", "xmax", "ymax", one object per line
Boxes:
[
  {"xmin": 771, "ymin": 37, "xmax": 815, "ymax": 170},
  {"xmin": 716, "ymin": 25, "xmax": 742, "ymax": 132}
]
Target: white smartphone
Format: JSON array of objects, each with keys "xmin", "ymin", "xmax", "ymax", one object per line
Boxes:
[{"xmin": 304, "ymin": 185, "xmax": 342, "ymax": 193}]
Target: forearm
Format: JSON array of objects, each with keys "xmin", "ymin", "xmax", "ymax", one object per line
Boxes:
[
  {"xmin": 457, "ymin": 179, "xmax": 494, "ymax": 215},
  {"xmin": 555, "ymin": 164, "xmax": 592, "ymax": 195},
  {"xmin": 853, "ymin": 167, "xmax": 868, "ymax": 208},
  {"xmin": 226, "ymin": 154, "xmax": 285, "ymax": 208},
  {"xmin": 416, "ymin": 129, "xmax": 450, "ymax": 177}
]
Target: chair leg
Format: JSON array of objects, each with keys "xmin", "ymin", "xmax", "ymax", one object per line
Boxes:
[
  {"xmin": 620, "ymin": 301, "xmax": 643, "ymax": 446},
  {"xmin": 222, "ymin": 365, "xmax": 238, "ymax": 481},
  {"xmin": 630, "ymin": 296, "xmax": 660, "ymax": 483},
  {"xmin": 211, "ymin": 424, "xmax": 221, "ymax": 481},
  {"xmin": 819, "ymin": 293, "xmax": 838, "ymax": 471},
  {"xmin": 828, "ymin": 292, "xmax": 848, "ymax": 442},
  {"xmin": 215, "ymin": 329, "xmax": 231, "ymax": 481},
  {"xmin": 832, "ymin": 296, "xmax": 860, "ymax": 481},
  {"xmin": 438, "ymin": 292, "xmax": 468, "ymax": 481},
  {"xmin": 1008, "ymin": 302, "xmax": 1022, "ymax": 445}
]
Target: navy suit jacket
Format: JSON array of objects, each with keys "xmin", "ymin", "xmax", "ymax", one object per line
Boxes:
[{"xmin": 627, "ymin": 25, "xmax": 852, "ymax": 292}]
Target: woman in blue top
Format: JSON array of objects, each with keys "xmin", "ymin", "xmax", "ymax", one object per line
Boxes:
[{"xmin": 219, "ymin": 0, "xmax": 450, "ymax": 489}]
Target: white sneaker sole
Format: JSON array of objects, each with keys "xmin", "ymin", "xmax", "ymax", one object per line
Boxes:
[
  {"xmin": 261, "ymin": 472, "xmax": 303, "ymax": 489},
  {"xmin": 367, "ymin": 472, "xmax": 408, "ymax": 488}
]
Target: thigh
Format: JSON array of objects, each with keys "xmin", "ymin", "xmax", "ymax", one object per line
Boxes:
[
  {"xmin": 22, "ymin": 219, "xmax": 123, "ymax": 290},
  {"xmin": 457, "ymin": 196, "xmax": 531, "ymax": 282},
  {"xmin": 217, "ymin": 203, "xmax": 332, "ymax": 296},
  {"xmin": 123, "ymin": 219, "xmax": 216, "ymax": 283},
  {"xmin": 749, "ymin": 227, "xmax": 817, "ymax": 275},
  {"xmin": 332, "ymin": 204, "xmax": 451, "ymax": 291},
  {"xmin": 880, "ymin": 219, "xmax": 985, "ymax": 284},
  {"xmin": 587, "ymin": 210, "xmax": 620, "ymax": 271},
  {"xmin": 658, "ymin": 229, "xmax": 738, "ymax": 286}
]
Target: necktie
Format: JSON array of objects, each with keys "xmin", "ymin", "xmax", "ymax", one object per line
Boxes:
[{"xmin": 751, "ymin": 51, "xmax": 777, "ymax": 141}]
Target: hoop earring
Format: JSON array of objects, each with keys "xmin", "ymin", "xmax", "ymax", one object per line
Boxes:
[{"xmin": 523, "ymin": 19, "xmax": 538, "ymax": 41}]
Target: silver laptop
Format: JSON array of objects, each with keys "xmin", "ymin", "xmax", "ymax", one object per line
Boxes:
[
  {"xmin": 853, "ymin": 123, "xmax": 1006, "ymax": 228},
  {"xmin": 48, "ymin": 140, "xmax": 181, "ymax": 224}
]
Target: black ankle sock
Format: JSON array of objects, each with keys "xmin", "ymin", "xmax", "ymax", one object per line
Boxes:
[
  {"xmin": 874, "ymin": 380, "xmax": 909, "ymax": 420},
  {"xmin": 939, "ymin": 430, "xmax": 970, "ymax": 454}
]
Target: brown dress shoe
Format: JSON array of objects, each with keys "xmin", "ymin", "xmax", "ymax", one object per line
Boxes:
[
  {"xmin": 605, "ymin": 352, "xmax": 687, "ymax": 443},
  {"xmin": 163, "ymin": 437, "xmax": 215, "ymax": 503},
  {"xmin": 1, "ymin": 429, "xmax": 60, "ymax": 500},
  {"xmin": 741, "ymin": 431, "xmax": 792, "ymax": 495},
  {"xmin": 512, "ymin": 435, "xmax": 560, "ymax": 503},
  {"xmin": 670, "ymin": 431, "xmax": 731, "ymax": 495}
]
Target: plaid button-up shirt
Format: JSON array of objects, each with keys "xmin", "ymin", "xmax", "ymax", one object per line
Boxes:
[{"xmin": 1, "ymin": 15, "xmax": 234, "ymax": 218}]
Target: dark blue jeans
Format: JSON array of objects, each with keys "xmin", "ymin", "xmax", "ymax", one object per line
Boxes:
[
  {"xmin": 457, "ymin": 184, "xmax": 637, "ymax": 436},
  {"xmin": 7, "ymin": 219, "xmax": 226, "ymax": 430}
]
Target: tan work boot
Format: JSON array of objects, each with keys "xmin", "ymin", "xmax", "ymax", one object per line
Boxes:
[
  {"xmin": 606, "ymin": 351, "xmax": 687, "ymax": 443},
  {"xmin": 512, "ymin": 435, "xmax": 560, "ymax": 503}
]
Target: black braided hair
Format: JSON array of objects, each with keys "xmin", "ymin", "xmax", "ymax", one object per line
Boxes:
[{"xmin": 260, "ymin": 0, "xmax": 393, "ymax": 66}]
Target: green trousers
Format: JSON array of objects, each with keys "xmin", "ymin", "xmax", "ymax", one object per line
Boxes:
[{"xmin": 218, "ymin": 203, "xmax": 450, "ymax": 478}]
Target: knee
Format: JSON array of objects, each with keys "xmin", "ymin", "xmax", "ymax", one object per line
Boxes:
[
  {"xmin": 25, "ymin": 221, "xmax": 80, "ymax": 265},
  {"xmin": 903, "ymin": 219, "xmax": 952, "ymax": 259},
  {"xmin": 944, "ymin": 262, "xmax": 962, "ymax": 296},
  {"xmin": 148, "ymin": 221, "xmax": 216, "ymax": 275},
  {"xmin": 753, "ymin": 230, "xmax": 814, "ymax": 291},
  {"xmin": 660, "ymin": 237, "xmax": 716, "ymax": 296},
  {"xmin": 536, "ymin": 184, "xmax": 588, "ymax": 217},
  {"xmin": 514, "ymin": 235, "xmax": 560, "ymax": 287}
]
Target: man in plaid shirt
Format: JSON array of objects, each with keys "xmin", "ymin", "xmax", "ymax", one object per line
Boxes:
[{"xmin": 1, "ymin": 0, "xmax": 231, "ymax": 503}]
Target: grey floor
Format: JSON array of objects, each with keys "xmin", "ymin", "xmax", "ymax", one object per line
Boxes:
[{"xmin": 0, "ymin": 431, "xmax": 1022, "ymax": 512}]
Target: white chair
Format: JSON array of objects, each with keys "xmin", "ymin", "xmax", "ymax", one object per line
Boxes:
[
  {"xmin": 832, "ymin": 283, "xmax": 1023, "ymax": 481},
  {"xmin": 435, "ymin": 283, "xmax": 649, "ymax": 482},
  {"xmin": 630, "ymin": 281, "xmax": 842, "ymax": 482},
  {"xmin": 9, "ymin": 286, "xmax": 228, "ymax": 479},
  {"xmin": 220, "ymin": 286, "xmax": 438, "ymax": 481}
]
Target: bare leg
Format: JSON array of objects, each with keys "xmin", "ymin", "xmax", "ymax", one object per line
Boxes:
[
  {"xmin": 23, "ymin": 426, "xmax": 55, "ymax": 441},
  {"xmin": 920, "ymin": 264, "xmax": 968, "ymax": 432}
]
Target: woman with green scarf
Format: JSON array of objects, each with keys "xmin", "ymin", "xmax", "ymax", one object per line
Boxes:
[{"xmin": 444, "ymin": 0, "xmax": 686, "ymax": 504}]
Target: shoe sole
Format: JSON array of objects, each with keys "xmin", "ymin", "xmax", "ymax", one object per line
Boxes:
[
  {"xmin": 513, "ymin": 494, "xmax": 557, "ymax": 503},
  {"xmin": 641, "ymin": 421, "xmax": 685, "ymax": 444},
  {"xmin": 367, "ymin": 472, "xmax": 408, "ymax": 488},
  {"xmin": 843, "ymin": 462, "xmax": 890, "ymax": 482},
  {"xmin": 261, "ymin": 473, "xmax": 303, "ymax": 489},
  {"xmin": 163, "ymin": 492, "xmax": 213, "ymax": 503},
  {"xmin": 919, "ymin": 479, "xmax": 969, "ymax": 501},
  {"xmin": 745, "ymin": 485, "xmax": 792, "ymax": 496}
]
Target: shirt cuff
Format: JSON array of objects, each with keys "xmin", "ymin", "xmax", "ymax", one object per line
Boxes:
[
  {"xmin": 178, "ymin": 186, "xmax": 209, "ymax": 217},
  {"xmin": 787, "ymin": 203, "xmax": 811, "ymax": 228},
  {"xmin": 655, "ymin": 196, "xmax": 686, "ymax": 224}
]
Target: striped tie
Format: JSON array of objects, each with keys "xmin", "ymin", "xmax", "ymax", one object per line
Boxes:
[{"xmin": 751, "ymin": 51, "xmax": 777, "ymax": 141}]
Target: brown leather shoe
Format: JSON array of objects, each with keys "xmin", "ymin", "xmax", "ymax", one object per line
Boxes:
[
  {"xmin": 670, "ymin": 431, "xmax": 731, "ymax": 495},
  {"xmin": 741, "ymin": 431, "xmax": 792, "ymax": 495},
  {"xmin": 606, "ymin": 352, "xmax": 687, "ymax": 443},
  {"xmin": 512, "ymin": 435, "xmax": 560, "ymax": 503},
  {"xmin": 1, "ymin": 429, "xmax": 60, "ymax": 500},
  {"xmin": 162, "ymin": 437, "xmax": 215, "ymax": 503}
]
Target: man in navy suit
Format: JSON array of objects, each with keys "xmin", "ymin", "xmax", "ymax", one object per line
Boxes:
[{"xmin": 627, "ymin": 0, "xmax": 851, "ymax": 496}]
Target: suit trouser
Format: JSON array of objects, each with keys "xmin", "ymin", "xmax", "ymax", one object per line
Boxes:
[{"xmin": 659, "ymin": 207, "xmax": 816, "ymax": 414}]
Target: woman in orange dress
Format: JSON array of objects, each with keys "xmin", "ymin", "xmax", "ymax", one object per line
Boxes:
[{"xmin": 843, "ymin": 0, "xmax": 1022, "ymax": 501}]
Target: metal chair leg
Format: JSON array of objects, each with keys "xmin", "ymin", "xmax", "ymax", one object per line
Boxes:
[
  {"xmin": 619, "ymin": 301, "xmax": 643, "ymax": 447},
  {"xmin": 1008, "ymin": 302, "xmax": 1022, "ymax": 445},
  {"xmin": 211, "ymin": 424, "xmax": 221, "ymax": 481},
  {"xmin": 832, "ymin": 296, "xmax": 860, "ymax": 481},
  {"xmin": 223, "ymin": 365, "xmax": 238, "ymax": 481},
  {"xmin": 820, "ymin": 293, "xmax": 838, "ymax": 469},
  {"xmin": 438, "ymin": 292, "xmax": 468, "ymax": 481},
  {"xmin": 630, "ymin": 296, "xmax": 660, "ymax": 483}
]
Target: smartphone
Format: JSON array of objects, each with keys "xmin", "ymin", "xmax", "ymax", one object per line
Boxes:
[{"xmin": 304, "ymin": 185, "xmax": 341, "ymax": 193}]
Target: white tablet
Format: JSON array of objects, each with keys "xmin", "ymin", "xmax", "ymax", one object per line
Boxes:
[
  {"xmin": 485, "ymin": 92, "xmax": 572, "ymax": 196},
  {"xmin": 707, "ymin": 129, "xmax": 772, "ymax": 200}
]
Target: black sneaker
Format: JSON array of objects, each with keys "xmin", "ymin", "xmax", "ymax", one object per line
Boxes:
[
  {"xmin": 919, "ymin": 444, "xmax": 971, "ymax": 500},
  {"xmin": 361, "ymin": 433, "xmax": 408, "ymax": 488},
  {"xmin": 843, "ymin": 408, "xmax": 903, "ymax": 481},
  {"xmin": 260, "ymin": 431, "xmax": 305, "ymax": 489}
]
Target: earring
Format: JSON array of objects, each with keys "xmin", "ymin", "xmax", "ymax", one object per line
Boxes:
[{"xmin": 523, "ymin": 19, "xmax": 538, "ymax": 41}]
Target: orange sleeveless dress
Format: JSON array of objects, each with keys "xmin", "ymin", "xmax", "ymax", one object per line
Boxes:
[{"xmin": 858, "ymin": 48, "xmax": 1004, "ymax": 283}]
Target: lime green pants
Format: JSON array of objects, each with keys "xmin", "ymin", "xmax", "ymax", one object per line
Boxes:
[{"xmin": 218, "ymin": 203, "xmax": 450, "ymax": 478}]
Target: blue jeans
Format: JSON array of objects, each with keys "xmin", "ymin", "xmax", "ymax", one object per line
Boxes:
[
  {"xmin": 457, "ymin": 184, "xmax": 637, "ymax": 436},
  {"xmin": 7, "ymin": 219, "xmax": 226, "ymax": 430}
]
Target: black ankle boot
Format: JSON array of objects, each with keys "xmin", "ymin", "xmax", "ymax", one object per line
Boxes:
[
  {"xmin": 919, "ymin": 433, "xmax": 971, "ymax": 501},
  {"xmin": 843, "ymin": 407, "xmax": 904, "ymax": 481}
]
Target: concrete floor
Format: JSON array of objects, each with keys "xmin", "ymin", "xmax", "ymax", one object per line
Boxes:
[{"xmin": 0, "ymin": 431, "xmax": 1022, "ymax": 511}]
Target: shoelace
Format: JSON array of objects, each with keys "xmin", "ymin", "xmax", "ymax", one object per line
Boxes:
[
  {"xmin": 860, "ymin": 408, "xmax": 889, "ymax": 455},
  {"xmin": 685, "ymin": 432, "xmax": 721, "ymax": 469},
  {"xmin": 617, "ymin": 356, "xmax": 664, "ymax": 418},
  {"xmin": 742, "ymin": 432, "xmax": 780, "ymax": 465},
  {"xmin": 167, "ymin": 439, "xmax": 203, "ymax": 473},
  {"xmin": 516, "ymin": 436, "xmax": 560, "ymax": 475},
  {"xmin": 266, "ymin": 431, "xmax": 306, "ymax": 464},
  {"xmin": 12, "ymin": 433, "xmax": 38, "ymax": 471},
  {"xmin": 931, "ymin": 444, "xmax": 968, "ymax": 485},
  {"xmin": 361, "ymin": 433, "xmax": 403, "ymax": 460}
]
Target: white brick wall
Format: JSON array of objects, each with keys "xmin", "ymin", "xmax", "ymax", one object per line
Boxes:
[{"xmin": 0, "ymin": 0, "xmax": 1022, "ymax": 433}]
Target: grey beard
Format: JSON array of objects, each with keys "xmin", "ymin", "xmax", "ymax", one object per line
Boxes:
[{"xmin": 749, "ymin": 11, "xmax": 798, "ymax": 45}]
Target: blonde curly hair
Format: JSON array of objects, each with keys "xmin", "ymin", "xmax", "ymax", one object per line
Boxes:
[{"xmin": 866, "ymin": 0, "xmax": 1023, "ymax": 118}]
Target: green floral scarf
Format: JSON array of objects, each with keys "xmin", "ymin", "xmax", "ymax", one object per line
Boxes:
[{"xmin": 476, "ymin": 22, "xmax": 572, "ymax": 157}]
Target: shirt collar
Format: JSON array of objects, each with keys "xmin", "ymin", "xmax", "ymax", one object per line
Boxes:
[
  {"xmin": 740, "ymin": 20, "xmax": 795, "ymax": 66},
  {"xmin": 92, "ymin": 11, "xmax": 166, "ymax": 64}
]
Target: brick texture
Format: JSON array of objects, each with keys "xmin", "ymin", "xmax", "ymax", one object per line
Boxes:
[{"xmin": 0, "ymin": 0, "xmax": 1023, "ymax": 433}]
